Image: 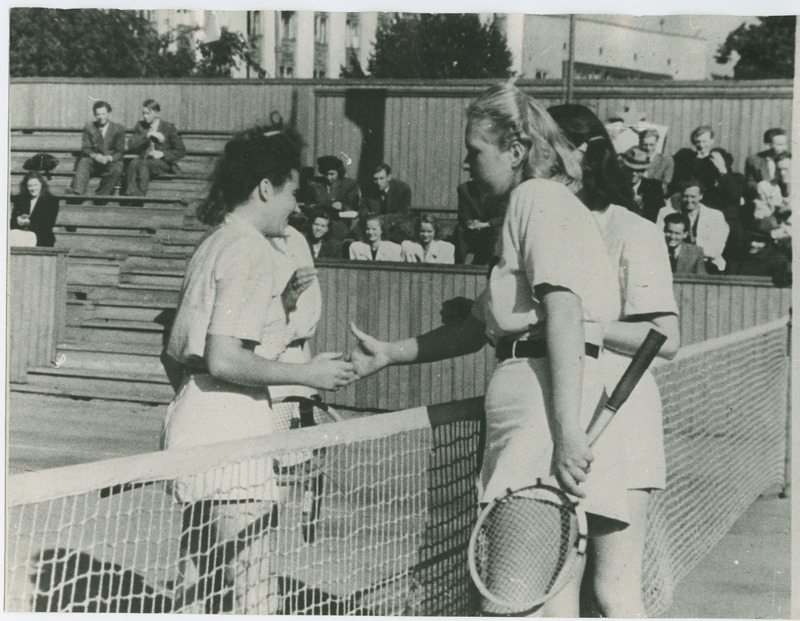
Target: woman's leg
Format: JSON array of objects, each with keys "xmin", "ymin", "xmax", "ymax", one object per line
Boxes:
[{"xmin": 587, "ymin": 490, "xmax": 651, "ymax": 618}]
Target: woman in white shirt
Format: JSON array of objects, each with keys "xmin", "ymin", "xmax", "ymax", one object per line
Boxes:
[
  {"xmin": 349, "ymin": 84, "xmax": 627, "ymax": 617},
  {"xmin": 348, "ymin": 214, "xmax": 402, "ymax": 261},
  {"xmin": 401, "ymin": 214, "xmax": 455, "ymax": 264}
]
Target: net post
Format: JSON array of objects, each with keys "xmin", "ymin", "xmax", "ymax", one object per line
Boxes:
[{"xmin": 780, "ymin": 315, "xmax": 791, "ymax": 499}]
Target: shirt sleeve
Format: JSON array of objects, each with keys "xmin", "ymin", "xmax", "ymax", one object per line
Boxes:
[
  {"xmin": 208, "ymin": 240, "xmax": 276, "ymax": 342},
  {"xmin": 284, "ymin": 228, "xmax": 322, "ymax": 342},
  {"xmin": 620, "ymin": 220, "xmax": 679, "ymax": 317},
  {"xmin": 510, "ymin": 180, "xmax": 592, "ymax": 301}
]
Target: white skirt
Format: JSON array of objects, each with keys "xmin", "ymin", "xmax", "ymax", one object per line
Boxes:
[
  {"xmin": 162, "ymin": 374, "xmax": 279, "ymax": 503},
  {"xmin": 480, "ymin": 356, "xmax": 630, "ymax": 525},
  {"xmin": 600, "ymin": 351, "xmax": 666, "ymax": 490}
]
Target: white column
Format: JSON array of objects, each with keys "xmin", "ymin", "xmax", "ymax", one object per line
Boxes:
[
  {"xmin": 504, "ymin": 13, "xmax": 525, "ymax": 77},
  {"xmin": 358, "ymin": 12, "xmax": 379, "ymax": 73},
  {"xmin": 327, "ymin": 12, "xmax": 347, "ymax": 79},
  {"xmin": 295, "ymin": 11, "xmax": 315, "ymax": 78},
  {"xmin": 261, "ymin": 11, "xmax": 277, "ymax": 78}
]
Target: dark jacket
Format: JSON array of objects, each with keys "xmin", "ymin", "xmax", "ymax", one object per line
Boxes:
[
  {"xmin": 670, "ymin": 148, "xmax": 719, "ymax": 195},
  {"xmin": 309, "ymin": 177, "xmax": 360, "ymax": 212},
  {"xmin": 10, "ymin": 193, "xmax": 60, "ymax": 247},
  {"xmin": 362, "ymin": 178, "xmax": 412, "ymax": 216},
  {"xmin": 306, "ymin": 236, "xmax": 342, "ymax": 260},
  {"xmin": 633, "ymin": 177, "xmax": 665, "ymax": 223},
  {"xmin": 127, "ymin": 119, "xmax": 186, "ymax": 171},
  {"xmin": 80, "ymin": 121, "xmax": 126, "ymax": 162},
  {"xmin": 672, "ymin": 243, "xmax": 706, "ymax": 275}
]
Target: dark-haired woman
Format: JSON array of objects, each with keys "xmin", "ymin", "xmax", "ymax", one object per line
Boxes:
[
  {"xmin": 401, "ymin": 214, "xmax": 455, "ymax": 264},
  {"xmin": 310, "ymin": 155, "xmax": 361, "ymax": 244},
  {"xmin": 550, "ymin": 103, "xmax": 680, "ymax": 617},
  {"xmin": 10, "ymin": 172, "xmax": 59, "ymax": 247},
  {"xmin": 305, "ymin": 209, "xmax": 343, "ymax": 259},
  {"xmin": 162, "ymin": 127, "xmax": 356, "ymax": 613}
]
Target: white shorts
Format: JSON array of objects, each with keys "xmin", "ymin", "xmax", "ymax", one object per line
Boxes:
[
  {"xmin": 480, "ymin": 356, "xmax": 631, "ymax": 525},
  {"xmin": 162, "ymin": 374, "xmax": 279, "ymax": 504}
]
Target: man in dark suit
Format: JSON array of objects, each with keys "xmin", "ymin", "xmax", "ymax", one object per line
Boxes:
[
  {"xmin": 362, "ymin": 163, "xmax": 412, "ymax": 217},
  {"xmin": 663, "ymin": 212, "xmax": 706, "ymax": 275},
  {"xmin": 669, "ymin": 125, "xmax": 719, "ymax": 196},
  {"xmin": 621, "ymin": 146, "xmax": 665, "ymax": 223},
  {"xmin": 744, "ymin": 128, "xmax": 790, "ymax": 193},
  {"xmin": 124, "ymin": 98, "xmax": 186, "ymax": 199},
  {"xmin": 67, "ymin": 100, "xmax": 126, "ymax": 197}
]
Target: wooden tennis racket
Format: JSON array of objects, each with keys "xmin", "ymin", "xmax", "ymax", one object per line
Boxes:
[{"xmin": 468, "ymin": 329, "xmax": 667, "ymax": 614}]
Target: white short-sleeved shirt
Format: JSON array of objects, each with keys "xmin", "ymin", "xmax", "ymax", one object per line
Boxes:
[
  {"xmin": 473, "ymin": 179, "xmax": 620, "ymax": 344},
  {"xmin": 592, "ymin": 204, "xmax": 679, "ymax": 319},
  {"xmin": 167, "ymin": 213, "xmax": 283, "ymax": 369}
]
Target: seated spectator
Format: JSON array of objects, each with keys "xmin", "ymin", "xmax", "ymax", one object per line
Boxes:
[
  {"xmin": 669, "ymin": 125, "xmax": 719, "ymax": 196},
  {"xmin": 309, "ymin": 155, "xmax": 361, "ymax": 243},
  {"xmin": 752, "ymin": 152, "xmax": 792, "ymax": 232},
  {"xmin": 362, "ymin": 164, "xmax": 412, "ymax": 217},
  {"xmin": 663, "ymin": 212, "xmax": 706, "ymax": 275},
  {"xmin": 745, "ymin": 128, "xmax": 790, "ymax": 192},
  {"xmin": 452, "ymin": 179, "xmax": 506, "ymax": 264},
  {"xmin": 305, "ymin": 210, "xmax": 342, "ymax": 259},
  {"xmin": 10, "ymin": 172, "xmax": 60, "ymax": 247},
  {"xmin": 657, "ymin": 179, "xmax": 729, "ymax": 273},
  {"xmin": 124, "ymin": 98, "xmax": 186, "ymax": 200},
  {"xmin": 621, "ymin": 146, "xmax": 665, "ymax": 222},
  {"xmin": 700, "ymin": 147, "xmax": 746, "ymax": 270},
  {"xmin": 65, "ymin": 100, "xmax": 125, "ymax": 200},
  {"xmin": 400, "ymin": 214, "xmax": 455, "ymax": 264},
  {"xmin": 731, "ymin": 231, "xmax": 790, "ymax": 279},
  {"xmin": 639, "ymin": 128, "xmax": 673, "ymax": 194},
  {"xmin": 348, "ymin": 215, "xmax": 402, "ymax": 261}
]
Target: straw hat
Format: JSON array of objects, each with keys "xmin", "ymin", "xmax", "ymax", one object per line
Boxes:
[{"xmin": 621, "ymin": 146, "xmax": 650, "ymax": 171}]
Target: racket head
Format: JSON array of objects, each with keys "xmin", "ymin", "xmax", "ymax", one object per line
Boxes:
[{"xmin": 468, "ymin": 481, "xmax": 588, "ymax": 614}]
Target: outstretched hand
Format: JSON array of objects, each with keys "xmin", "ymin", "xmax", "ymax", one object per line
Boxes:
[
  {"xmin": 349, "ymin": 322, "xmax": 392, "ymax": 378},
  {"xmin": 305, "ymin": 352, "xmax": 357, "ymax": 391}
]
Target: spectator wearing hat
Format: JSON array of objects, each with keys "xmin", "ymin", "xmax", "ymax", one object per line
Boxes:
[
  {"xmin": 621, "ymin": 146, "xmax": 665, "ymax": 223},
  {"xmin": 663, "ymin": 212, "xmax": 706, "ymax": 275},
  {"xmin": 309, "ymin": 155, "xmax": 361, "ymax": 244},
  {"xmin": 639, "ymin": 128, "xmax": 673, "ymax": 194}
]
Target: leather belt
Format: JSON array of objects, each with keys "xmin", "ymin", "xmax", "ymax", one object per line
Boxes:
[{"xmin": 496, "ymin": 338, "xmax": 600, "ymax": 361}]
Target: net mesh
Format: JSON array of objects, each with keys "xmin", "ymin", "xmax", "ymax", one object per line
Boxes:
[{"xmin": 6, "ymin": 319, "xmax": 789, "ymax": 615}]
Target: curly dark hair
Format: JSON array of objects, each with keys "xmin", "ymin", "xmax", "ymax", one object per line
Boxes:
[
  {"xmin": 196, "ymin": 124, "xmax": 304, "ymax": 226},
  {"xmin": 548, "ymin": 103, "xmax": 635, "ymax": 212}
]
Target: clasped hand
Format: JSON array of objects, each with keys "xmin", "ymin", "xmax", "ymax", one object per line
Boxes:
[
  {"xmin": 551, "ymin": 427, "xmax": 594, "ymax": 499},
  {"xmin": 348, "ymin": 323, "xmax": 392, "ymax": 378}
]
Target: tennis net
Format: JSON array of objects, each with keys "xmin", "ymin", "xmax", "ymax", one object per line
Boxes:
[{"xmin": 6, "ymin": 317, "xmax": 789, "ymax": 615}]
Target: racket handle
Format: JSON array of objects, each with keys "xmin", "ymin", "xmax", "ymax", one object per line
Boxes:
[{"xmin": 586, "ymin": 329, "xmax": 667, "ymax": 446}]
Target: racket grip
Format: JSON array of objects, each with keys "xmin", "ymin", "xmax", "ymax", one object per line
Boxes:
[{"xmin": 586, "ymin": 329, "xmax": 667, "ymax": 446}]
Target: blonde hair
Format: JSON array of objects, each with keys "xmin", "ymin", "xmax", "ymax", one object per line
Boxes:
[{"xmin": 466, "ymin": 83, "xmax": 582, "ymax": 192}]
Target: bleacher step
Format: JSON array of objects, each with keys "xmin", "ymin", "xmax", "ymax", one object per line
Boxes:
[
  {"xmin": 67, "ymin": 300, "xmax": 175, "ymax": 326},
  {"xmin": 56, "ymin": 342, "xmax": 164, "ymax": 372},
  {"xmin": 65, "ymin": 324, "xmax": 166, "ymax": 348},
  {"xmin": 56, "ymin": 230, "xmax": 156, "ymax": 255},
  {"xmin": 119, "ymin": 270, "xmax": 185, "ymax": 288},
  {"xmin": 67, "ymin": 284, "xmax": 180, "ymax": 305}
]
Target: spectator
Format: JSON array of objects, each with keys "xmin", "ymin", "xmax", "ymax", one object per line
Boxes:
[
  {"xmin": 66, "ymin": 100, "xmax": 125, "ymax": 200},
  {"xmin": 452, "ymin": 179, "xmax": 506, "ymax": 264},
  {"xmin": 700, "ymin": 147, "xmax": 746, "ymax": 271},
  {"xmin": 732, "ymin": 231, "xmax": 790, "ymax": 279},
  {"xmin": 10, "ymin": 172, "xmax": 60, "ymax": 247},
  {"xmin": 124, "ymin": 99, "xmax": 186, "ymax": 200},
  {"xmin": 400, "ymin": 214, "xmax": 455, "ymax": 264},
  {"xmin": 657, "ymin": 179, "xmax": 729, "ymax": 273},
  {"xmin": 752, "ymin": 152, "xmax": 792, "ymax": 231},
  {"xmin": 745, "ymin": 128, "xmax": 790, "ymax": 191},
  {"xmin": 669, "ymin": 125, "xmax": 718, "ymax": 196},
  {"xmin": 309, "ymin": 155, "xmax": 360, "ymax": 243},
  {"xmin": 621, "ymin": 146, "xmax": 665, "ymax": 223},
  {"xmin": 304, "ymin": 210, "xmax": 342, "ymax": 259},
  {"xmin": 663, "ymin": 212, "xmax": 706, "ymax": 275},
  {"xmin": 348, "ymin": 214, "xmax": 402, "ymax": 261},
  {"xmin": 639, "ymin": 128, "xmax": 673, "ymax": 193},
  {"xmin": 362, "ymin": 164, "xmax": 412, "ymax": 217}
]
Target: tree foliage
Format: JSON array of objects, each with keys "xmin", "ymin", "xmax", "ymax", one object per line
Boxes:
[
  {"xmin": 10, "ymin": 8, "xmax": 265, "ymax": 78},
  {"xmin": 367, "ymin": 14, "xmax": 513, "ymax": 79},
  {"xmin": 715, "ymin": 16, "xmax": 796, "ymax": 79}
]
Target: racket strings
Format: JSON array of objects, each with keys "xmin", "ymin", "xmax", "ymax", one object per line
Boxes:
[{"xmin": 475, "ymin": 494, "xmax": 581, "ymax": 611}]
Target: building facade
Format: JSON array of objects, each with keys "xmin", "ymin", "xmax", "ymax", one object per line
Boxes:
[{"xmin": 147, "ymin": 10, "xmax": 711, "ymax": 81}]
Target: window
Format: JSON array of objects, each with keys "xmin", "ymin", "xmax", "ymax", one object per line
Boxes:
[
  {"xmin": 248, "ymin": 11, "xmax": 263, "ymax": 38},
  {"xmin": 599, "ymin": 47, "xmax": 603, "ymax": 56},
  {"xmin": 346, "ymin": 13, "xmax": 361, "ymax": 49},
  {"xmin": 279, "ymin": 65, "xmax": 294, "ymax": 78},
  {"xmin": 280, "ymin": 11, "xmax": 297, "ymax": 41},
  {"xmin": 633, "ymin": 53, "xmax": 638, "ymax": 61},
  {"xmin": 314, "ymin": 13, "xmax": 329, "ymax": 45},
  {"xmin": 313, "ymin": 69, "xmax": 327, "ymax": 78},
  {"xmin": 667, "ymin": 58, "xmax": 672, "ymax": 66},
  {"xmin": 535, "ymin": 70, "xmax": 549, "ymax": 79}
]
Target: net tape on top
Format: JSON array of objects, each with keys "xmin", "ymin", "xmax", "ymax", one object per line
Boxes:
[{"xmin": 6, "ymin": 319, "xmax": 789, "ymax": 615}]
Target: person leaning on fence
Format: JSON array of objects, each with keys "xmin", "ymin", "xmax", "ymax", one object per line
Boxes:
[
  {"xmin": 400, "ymin": 214, "xmax": 455, "ymax": 264},
  {"xmin": 66, "ymin": 100, "xmax": 125, "ymax": 200},
  {"xmin": 10, "ymin": 172, "xmax": 60, "ymax": 247},
  {"xmin": 123, "ymin": 99, "xmax": 186, "ymax": 201},
  {"xmin": 160, "ymin": 125, "xmax": 355, "ymax": 614}
]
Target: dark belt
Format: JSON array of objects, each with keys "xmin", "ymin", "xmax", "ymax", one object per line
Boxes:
[{"xmin": 496, "ymin": 338, "xmax": 600, "ymax": 361}]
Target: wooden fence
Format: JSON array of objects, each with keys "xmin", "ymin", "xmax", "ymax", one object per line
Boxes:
[
  {"xmin": 313, "ymin": 260, "xmax": 792, "ymax": 410},
  {"xmin": 10, "ymin": 78, "xmax": 792, "ymax": 211},
  {"xmin": 8, "ymin": 248, "xmax": 68, "ymax": 383}
]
